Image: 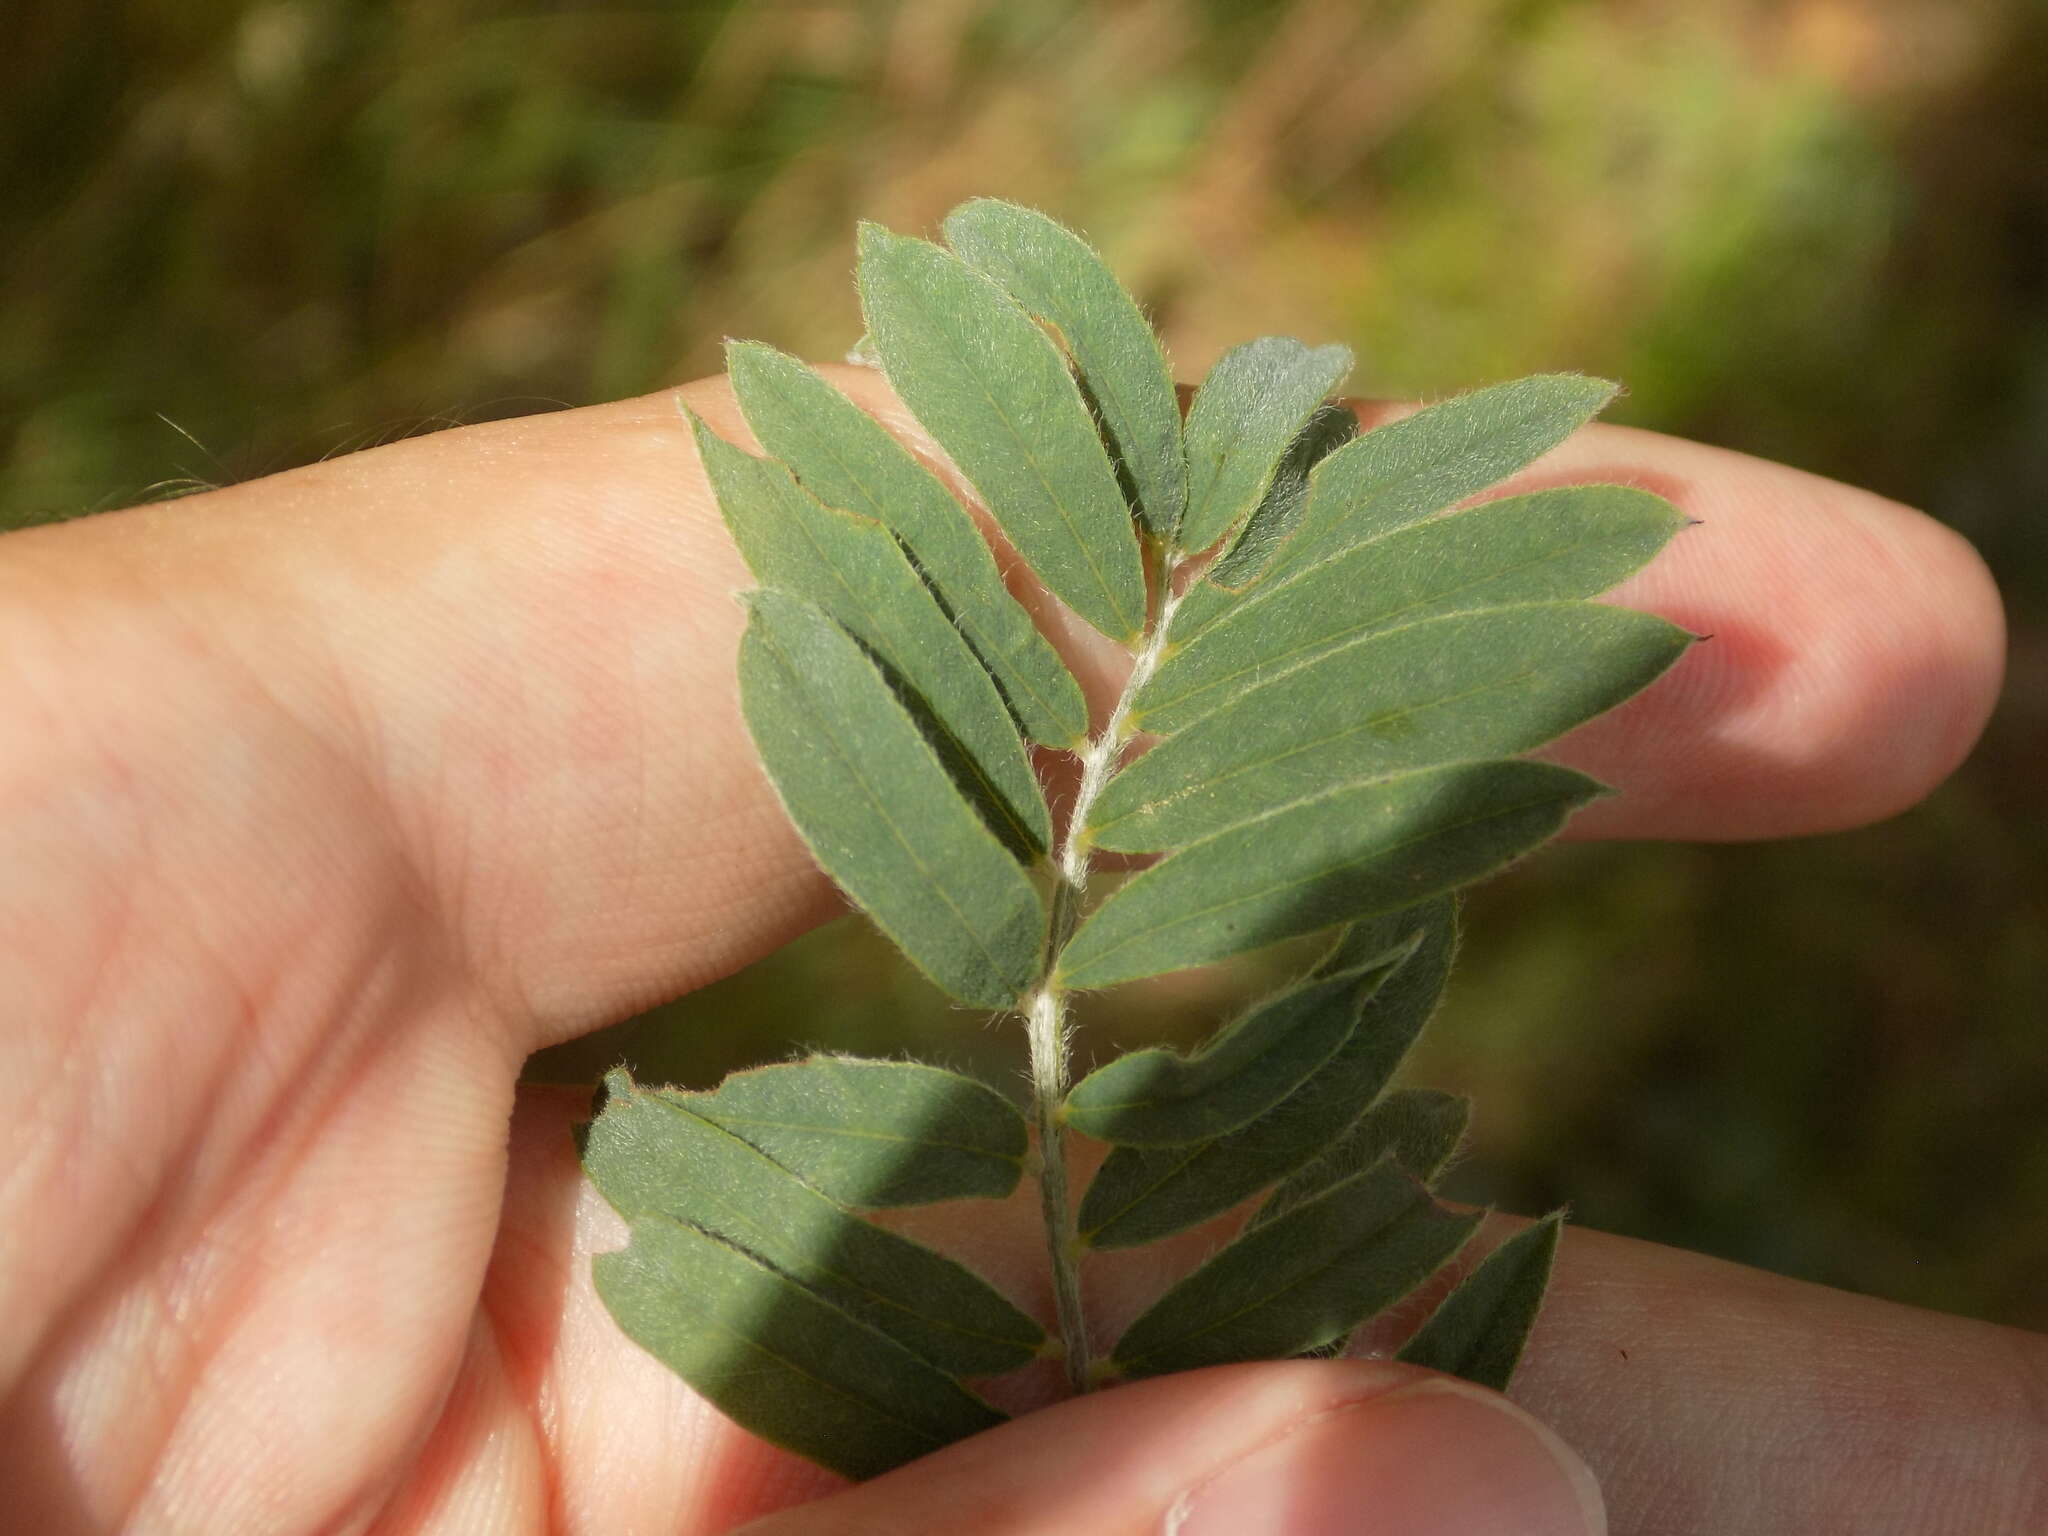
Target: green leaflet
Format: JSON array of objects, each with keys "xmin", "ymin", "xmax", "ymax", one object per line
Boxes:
[
  {"xmin": 1061, "ymin": 944, "xmax": 1412, "ymax": 1146},
  {"xmin": 586, "ymin": 1070, "xmax": 1045, "ymax": 1376},
  {"xmin": 1059, "ymin": 761, "xmax": 1602, "ymax": 991},
  {"xmin": 1138, "ymin": 484, "xmax": 1687, "ymax": 734},
  {"xmin": 595, "ymin": 1215, "xmax": 1004, "ymax": 1481},
  {"xmin": 1177, "ymin": 338, "xmax": 1353, "ymax": 557},
  {"xmin": 1397, "ymin": 1212, "xmax": 1565, "ymax": 1392},
  {"xmin": 724, "ymin": 342, "xmax": 1087, "ymax": 748},
  {"xmin": 695, "ymin": 413, "xmax": 1050, "ymax": 857},
  {"xmin": 1090, "ymin": 604, "xmax": 1690, "ymax": 852},
  {"xmin": 1199, "ymin": 400, "xmax": 1359, "ymax": 597},
  {"xmin": 858, "ymin": 223, "xmax": 1147, "ymax": 641},
  {"xmin": 737, "ymin": 591, "xmax": 1044, "ymax": 1010},
  {"xmin": 942, "ymin": 199, "xmax": 1187, "ymax": 541},
  {"xmin": 1108, "ymin": 1156, "xmax": 1482, "ymax": 1380},
  {"xmin": 1255, "ymin": 373, "xmax": 1619, "ymax": 583},
  {"xmin": 1079, "ymin": 901, "xmax": 1456, "ymax": 1249},
  {"xmin": 1250, "ymin": 1088, "xmax": 1470, "ymax": 1229},
  {"xmin": 669, "ymin": 1055, "xmax": 1029, "ymax": 1207}
]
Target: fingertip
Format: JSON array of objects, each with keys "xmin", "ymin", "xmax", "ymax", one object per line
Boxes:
[
  {"xmin": 736, "ymin": 1361, "xmax": 1603, "ymax": 1536},
  {"xmin": 1542, "ymin": 432, "xmax": 2007, "ymax": 841},
  {"xmin": 1170, "ymin": 1376, "xmax": 1605, "ymax": 1536},
  {"xmin": 1850, "ymin": 509, "xmax": 2006, "ymax": 817}
]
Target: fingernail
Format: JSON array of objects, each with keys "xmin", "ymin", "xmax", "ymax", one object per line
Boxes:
[{"xmin": 1172, "ymin": 1377, "xmax": 1605, "ymax": 1536}]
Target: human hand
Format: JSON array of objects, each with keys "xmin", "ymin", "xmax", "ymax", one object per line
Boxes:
[{"xmin": 0, "ymin": 367, "xmax": 2033, "ymax": 1534}]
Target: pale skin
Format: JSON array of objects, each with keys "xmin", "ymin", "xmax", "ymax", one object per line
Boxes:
[{"xmin": 0, "ymin": 366, "xmax": 2039, "ymax": 1534}]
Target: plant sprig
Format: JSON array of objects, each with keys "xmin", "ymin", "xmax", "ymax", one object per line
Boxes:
[{"xmin": 579, "ymin": 198, "xmax": 1693, "ymax": 1479}]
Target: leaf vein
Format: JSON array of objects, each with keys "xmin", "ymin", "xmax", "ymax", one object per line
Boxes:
[
  {"xmin": 1158, "ymin": 532, "xmax": 1622, "ymax": 720},
  {"xmin": 667, "ymin": 1098, "xmax": 1035, "ymax": 1349},
  {"xmin": 1068, "ymin": 775, "xmax": 1578, "ymax": 977},
  {"xmin": 1098, "ymin": 667, "xmax": 1548, "ymax": 837},
  {"xmin": 926, "ymin": 303, "xmax": 1138, "ymax": 636}
]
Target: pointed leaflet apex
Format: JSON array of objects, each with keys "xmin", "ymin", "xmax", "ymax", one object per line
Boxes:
[
  {"xmin": 1397, "ymin": 1212, "xmax": 1565, "ymax": 1391},
  {"xmin": 1139, "ymin": 484, "xmax": 1687, "ymax": 735}
]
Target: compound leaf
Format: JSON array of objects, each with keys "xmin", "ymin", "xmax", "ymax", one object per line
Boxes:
[
  {"xmin": 942, "ymin": 198, "xmax": 1186, "ymax": 540},
  {"xmin": 858, "ymin": 222, "xmax": 1146, "ymax": 641},
  {"xmin": 586, "ymin": 1070, "xmax": 1045, "ymax": 1376},
  {"xmin": 595, "ymin": 1214, "xmax": 1004, "ymax": 1481},
  {"xmin": 591, "ymin": 201, "xmax": 1634, "ymax": 1481},
  {"xmin": 738, "ymin": 590, "xmax": 1044, "ymax": 1010},
  {"xmin": 1108, "ymin": 1157, "xmax": 1481, "ymax": 1380},
  {"xmin": 1397, "ymin": 1212, "xmax": 1564, "ymax": 1391},
  {"xmin": 1091, "ymin": 604, "xmax": 1689, "ymax": 852},
  {"xmin": 1062, "ymin": 943, "xmax": 1412, "ymax": 1146},
  {"xmin": 726, "ymin": 340, "xmax": 1087, "ymax": 747},
  {"xmin": 1177, "ymin": 338, "xmax": 1353, "ymax": 556},
  {"xmin": 695, "ymin": 413, "xmax": 1050, "ymax": 857},
  {"xmin": 671, "ymin": 1055, "xmax": 1029, "ymax": 1207},
  {"xmin": 1079, "ymin": 900, "xmax": 1456, "ymax": 1249},
  {"xmin": 1250, "ymin": 1088, "xmax": 1470, "ymax": 1229},
  {"xmin": 1139, "ymin": 484, "xmax": 1687, "ymax": 734},
  {"xmin": 1059, "ymin": 761, "xmax": 1602, "ymax": 991},
  {"xmin": 1259, "ymin": 373, "xmax": 1619, "ymax": 581}
]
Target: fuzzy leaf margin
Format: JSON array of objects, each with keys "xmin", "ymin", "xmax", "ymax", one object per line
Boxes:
[
  {"xmin": 858, "ymin": 222, "xmax": 1147, "ymax": 641},
  {"xmin": 725, "ymin": 340, "xmax": 1089, "ymax": 748},
  {"xmin": 1396, "ymin": 1213, "xmax": 1565, "ymax": 1392},
  {"xmin": 942, "ymin": 198, "xmax": 1187, "ymax": 541},
  {"xmin": 736, "ymin": 590, "xmax": 1045, "ymax": 1009},
  {"xmin": 1108, "ymin": 1156, "xmax": 1482, "ymax": 1380},
  {"xmin": 1077, "ymin": 899, "xmax": 1459, "ymax": 1250},
  {"xmin": 584, "ymin": 1069, "xmax": 1047, "ymax": 1377}
]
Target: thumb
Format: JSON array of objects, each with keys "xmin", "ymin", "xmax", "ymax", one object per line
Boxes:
[{"xmin": 734, "ymin": 1360, "xmax": 1605, "ymax": 1536}]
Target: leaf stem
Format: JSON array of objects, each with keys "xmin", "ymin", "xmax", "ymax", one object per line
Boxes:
[
  {"xmin": 1021, "ymin": 975, "xmax": 1087, "ymax": 1391},
  {"xmin": 1025, "ymin": 553, "xmax": 1187, "ymax": 1394}
]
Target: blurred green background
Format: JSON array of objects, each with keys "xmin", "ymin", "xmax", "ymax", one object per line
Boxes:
[{"xmin": 5, "ymin": 0, "xmax": 2043, "ymax": 1328}]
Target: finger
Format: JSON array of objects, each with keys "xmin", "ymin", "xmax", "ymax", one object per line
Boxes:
[
  {"xmin": 499, "ymin": 1091, "xmax": 2046, "ymax": 1535},
  {"xmin": 1513, "ymin": 1220, "xmax": 2048, "ymax": 1536},
  {"xmin": 1472, "ymin": 415, "xmax": 2008, "ymax": 840},
  {"xmin": 13, "ymin": 374, "xmax": 2002, "ymax": 1047},
  {"xmin": 1, "ymin": 383, "xmax": 833, "ymax": 1051},
  {"xmin": 736, "ymin": 1362, "xmax": 1602, "ymax": 1536}
]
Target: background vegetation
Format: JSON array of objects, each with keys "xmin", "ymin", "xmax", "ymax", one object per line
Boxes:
[{"xmin": 6, "ymin": 0, "xmax": 2043, "ymax": 1328}]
